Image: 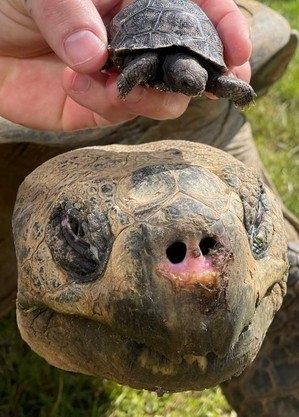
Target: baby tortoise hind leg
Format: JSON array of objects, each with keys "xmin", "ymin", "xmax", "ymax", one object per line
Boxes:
[
  {"xmin": 221, "ymin": 242, "xmax": 299, "ymax": 417},
  {"xmin": 206, "ymin": 72, "xmax": 256, "ymax": 108}
]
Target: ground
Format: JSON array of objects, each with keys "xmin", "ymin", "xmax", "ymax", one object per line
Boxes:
[{"xmin": 0, "ymin": 1, "xmax": 298, "ymax": 416}]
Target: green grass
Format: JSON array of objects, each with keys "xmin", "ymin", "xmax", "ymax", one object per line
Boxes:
[
  {"xmin": 246, "ymin": 0, "xmax": 299, "ymax": 216},
  {"xmin": 0, "ymin": 1, "xmax": 298, "ymax": 416}
]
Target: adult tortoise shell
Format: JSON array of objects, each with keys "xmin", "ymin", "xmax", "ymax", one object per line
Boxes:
[{"xmin": 108, "ymin": 0, "xmax": 256, "ymax": 107}]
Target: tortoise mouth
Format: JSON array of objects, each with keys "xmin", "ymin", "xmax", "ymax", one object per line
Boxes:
[
  {"xmin": 16, "ymin": 297, "xmax": 267, "ymax": 393},
  {"xmin": 17, "ymin": 275, "xmax": 284, "ymax": 393}
]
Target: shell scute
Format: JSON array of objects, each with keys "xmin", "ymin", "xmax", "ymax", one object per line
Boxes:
[
  {"xmin": 109, "ymin": 0, "xmax": 227, "ymax": 70},
  {"xmin": 122, "ymin": 8, "xmax": 160, "ymax": 36}
]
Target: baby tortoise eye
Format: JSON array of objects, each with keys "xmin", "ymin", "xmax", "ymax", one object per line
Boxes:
[{"xmin": 46, "ymin": 200, "xmax": 113, "ymax": 283}]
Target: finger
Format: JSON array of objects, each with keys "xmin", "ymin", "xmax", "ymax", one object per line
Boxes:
[
  {"xmin": 196, "ymin": 0, "xmax": 252, "ymax": 67},
  {"xmin": 62, "ymin": 96, "xmax": 137, "ymax": 130},
  {"xmin": 62, "ymin": 74, "xmax": 137, "ymax": 129},
  {"xmin": 229, "ymin": 62, "xmax": 252, "ymax": 84},
  {"xmin": 204, "ymin": 92, "xmax": 218, "ymax": 101},
  {"xmin": 63, "ymin": 69, "xmax": 191, "ymax": 122},
  {"xmin": 217, "ymin": 12, "xmax": 252, "ymax": 67},
  {"xmin": 25, "ymin": 0, "xmax": 108, "ymax": 73},
  {"xmin": 106, "ymin": 74, "xmax": 191, "ymax": 120}
]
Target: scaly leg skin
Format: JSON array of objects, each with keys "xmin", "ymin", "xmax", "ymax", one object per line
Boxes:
[
  {"xmin": 117, "ymin": 52, "xmax": 159, "ymax": 99},
  {"xmin": 221, "ymin": 242, "xmax": 299, "ymax": 417},
  {"xmin": 206, "ymin": 73, "xmax": 256, "ymax": 108}
]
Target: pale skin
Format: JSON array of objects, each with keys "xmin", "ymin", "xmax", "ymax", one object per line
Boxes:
[{"xmin": 0, "ymin": 0, "xmax": 252, "ymax": 131}]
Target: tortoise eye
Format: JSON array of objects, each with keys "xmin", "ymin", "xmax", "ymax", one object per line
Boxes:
[
  {"xmin": 46, "ymin": 200, "xmax": 113, "ymax": 282},
  {"xmin": 61, "ymin": 214, "xmax": 91, "ymax": 255},
  {"xmin": 246, "ymin": 181, "xmax": 273, "ymax": 259}
]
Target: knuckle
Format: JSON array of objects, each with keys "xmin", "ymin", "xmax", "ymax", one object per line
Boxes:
[
  {"xmin": 41, "ymin": 0, "xmax": 73, "ymax": 18},
  {"xmin": 94, "ymin": 111, "xmax": 136, "ymax": 127},
  {"xmin": 160, "ymin": 94, "xmax": 189, "ymax": 119},
  {"xmin": 31, "ymin": 0, "xmax": 82, "ymax": 35}
]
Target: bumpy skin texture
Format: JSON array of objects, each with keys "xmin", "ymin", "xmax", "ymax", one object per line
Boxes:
[
  {"xmin": 0, "ymin": 144, "xmax": 63, "ymax": 317},
  {"xmin": 13, "ymin": 141, "xmax": 288, "ymax": 392},
  {"xmin": 108, "ymin": 0, "xmax": 255, "ymax": 106},
  {"xmin": 221, "ymin": 242, "xmax": 299, "ymax": 417},
  {"xmin": 0, "ymin": 1, "xmax": 298, "ymax": 415}
]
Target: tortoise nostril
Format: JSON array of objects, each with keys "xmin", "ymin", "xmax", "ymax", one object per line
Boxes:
[
  {"xmin": 166, "ymin": 241, "xmax": 187, "ymax": 264},
  {"xmin": 199, "ymin": 237, "xmax": 217, "ymax": 256}
]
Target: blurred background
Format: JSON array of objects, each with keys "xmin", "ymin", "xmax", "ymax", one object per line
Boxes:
[{"xmin": 0, "ymin": 1, "xmax": 298, "ymax": 416}]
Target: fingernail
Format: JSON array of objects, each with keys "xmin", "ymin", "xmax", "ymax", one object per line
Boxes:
[
  {"xmin": 71, "ymin": 73, "xmax": 91, "ymax": 92},
  {"xmin": 64, "ymin": 30, "xmax": 106, "ymax": 66},
  {"xmin": 125, "ymin": 86, "xmax": 146, "ymax": 104}
]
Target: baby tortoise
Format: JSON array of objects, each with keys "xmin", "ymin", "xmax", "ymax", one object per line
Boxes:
[{"xmin": 108, "ymin": 0, "xmax": 256, "ymax": 107}]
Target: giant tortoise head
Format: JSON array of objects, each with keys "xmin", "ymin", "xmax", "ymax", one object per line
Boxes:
[{"xmin": 13, "ymin": 140, "xmax": 288, "ymax": 392}]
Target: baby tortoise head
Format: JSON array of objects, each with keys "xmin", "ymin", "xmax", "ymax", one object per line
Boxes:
[{"xmin": 13, "ymin": 141, "xmax": 287, "ymax": 392}]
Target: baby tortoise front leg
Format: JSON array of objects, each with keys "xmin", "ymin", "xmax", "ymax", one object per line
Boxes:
[
  {"xmin": 206, "ymin": 72, "xmax": 256, "ymax": 108},
  {"xmin": 117, "ymin": 52, "xmax": 159, "ymax": 99}
]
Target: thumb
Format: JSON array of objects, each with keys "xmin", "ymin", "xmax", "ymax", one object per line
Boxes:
[{"xmin": 25, "ymin": 0, "xmax": 108, "ymax": 72}]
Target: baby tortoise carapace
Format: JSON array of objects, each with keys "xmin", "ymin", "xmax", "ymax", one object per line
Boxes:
[{"xmin": 108, "ymin": 0, "xmax": 256, "ymax": 107}]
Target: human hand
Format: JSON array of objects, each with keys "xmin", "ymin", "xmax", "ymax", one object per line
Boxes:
[{"xmin": 0, "ymin": 0, "xmax": 251, "ymax": 131}]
